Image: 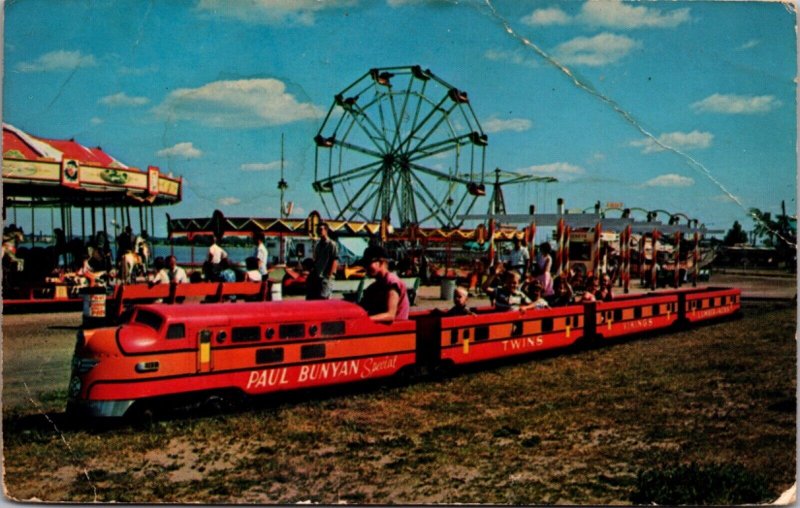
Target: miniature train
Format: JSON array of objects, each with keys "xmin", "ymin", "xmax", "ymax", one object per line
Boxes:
[{"xmin": 66, "ymin": 286, "xmax": 741, "ymax": 419}]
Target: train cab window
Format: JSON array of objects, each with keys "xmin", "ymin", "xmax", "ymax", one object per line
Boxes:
[
  {"xmin": 256, "ymin": 348, "xmax": 284, "ymax": 364},
  {"xmin": 511, "ymin": 321, "xmax": 523, "ymax": 337},
  {"xmin": 134, "ymin": 309, "xmax": 164, "ymax": 331},
  {"xmin": 265, "ymin": 328, "xmax": 275, "ymax": 339},
  {"xmin": 651, "ymin": 304, "xmax": 660, "ymax": 316},
  {"xmin": 301, "ymin": 344, "xmax": 326, "ymax": 360},
  {"xmin": 321, "ymin": 321, "xmax": 345, "ymax": 336},
  {"xmin": 613, "ymin": 309, "xmax": 623, "ymax": 322},
  {"xmin": 463, "ymin": 329, "xmax": 470, "ymax": 340},
  {"xmin": 633, "ymin": 307, "xmax": 642, "ymax": 319},
  {"xmin": 721, "ymin": 296, "xmax": 727, "ymax": 306},
  {"xmin": 572, "ymin": 315, "xmax": 580, "ymax": 328},
  {"xmin": 541, "ymin": 318, "xmax": 554, "ymax": 333},
  {"xmin": 475, "ymin": 326, "xmax": 489, "ymax": 341},
  {"xmin": 232, "ymin": 326, "xmax": 261, "ymax": 343},
  {"xmin": 166, "ymin": 323, "xmax": 185, "ymax": 339},
  {"xmin": 280, "ymin": 324, "xmax": 305, "ymax": 339}
]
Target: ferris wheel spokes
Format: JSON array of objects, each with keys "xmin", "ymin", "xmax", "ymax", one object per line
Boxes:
[{"xmin": 313, "ymin": 66, "xmax": 488, "ymax": 228}]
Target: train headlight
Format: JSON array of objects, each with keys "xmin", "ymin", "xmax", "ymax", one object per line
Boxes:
[{"xmin": 68, "ymin": 376, "xmax": 82, "ymax": 398}]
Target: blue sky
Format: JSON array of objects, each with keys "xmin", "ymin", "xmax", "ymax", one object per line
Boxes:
[{"xmin": 4, "ymin": 0, "xmax": 796, "ymax": 238}]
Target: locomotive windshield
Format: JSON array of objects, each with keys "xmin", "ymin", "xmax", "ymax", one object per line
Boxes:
[{"xmin": 133, "ymin": 309, "xmax": 164, "ymax": 331}]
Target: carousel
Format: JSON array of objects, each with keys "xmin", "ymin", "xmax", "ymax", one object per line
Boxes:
[{"xmin": 2, "ymin": 122, "xmax": 183, "ymax": 311}]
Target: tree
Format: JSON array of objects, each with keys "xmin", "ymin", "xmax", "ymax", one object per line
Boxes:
[
  {"xmin": 749, "ymin": 202, "xmax": 796, "ymax": 271},
  {"xmin": 749, "ymin": 208, "xmax": 775, "ymax": 246},
  {"xmin": 723, "ymin": 221, "xmax": 748, "ymax": 246}
]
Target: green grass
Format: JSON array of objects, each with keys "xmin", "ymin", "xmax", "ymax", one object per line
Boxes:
[{"xmin": 2, "ymin": 302, "xmax": 796, "ymax": 504}]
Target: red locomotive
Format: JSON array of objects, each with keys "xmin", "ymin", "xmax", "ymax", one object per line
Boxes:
[{"xmin": 67, "ymin": 287, "xmax": 741, "ymax": 419}]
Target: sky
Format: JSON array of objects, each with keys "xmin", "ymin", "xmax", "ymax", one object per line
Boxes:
[{"xmin": 3, "ymin": 0, "xmax": 797, "ymax": 238}]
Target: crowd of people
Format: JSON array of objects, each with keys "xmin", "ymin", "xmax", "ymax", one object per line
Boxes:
[{"xmin": 5, "ymin": 220, "xmax": 620, "ymax": 325}]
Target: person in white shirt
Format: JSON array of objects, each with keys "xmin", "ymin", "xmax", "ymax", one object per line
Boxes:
[
  {"xmin": 208, "ymin": 236, "xmax": 227, "ymax": 265},
  {"xmin": 254, "ymin": 235, "xmax": 268, "ymax": 276},
  {"xmin": 507, "ymin": 237, "xmax": 530, "ymax": 276},
  {"xmin": 153, "ymin": 255, "xmax": 188, "ymax": 284}
]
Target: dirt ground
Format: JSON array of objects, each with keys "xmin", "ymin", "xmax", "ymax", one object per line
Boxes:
[{"xmin": 1, "ymin": 273, "xmax": 796, "ymax": 503}]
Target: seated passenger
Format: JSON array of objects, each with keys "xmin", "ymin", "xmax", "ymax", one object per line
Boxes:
[
  {"xmin": 152, "ymin": 255, "xmax": 188, "ymax": 284},
  {"xmin": 492, "ymin": 271, "xmax": 534, "ymax": 312},
  {"xmin": 548, "ymin": 276, "xmax": 574, "ymax": 306},
  {"xmin": 445, "ymin": 286, "xmax": 476, "ymax": 316},
  {"xmin": 597, "ymin": 273, "xmax": 614, "ymax": 302},
  {"xmin": 577, "ymin": 276, "xmax": 599, "ymax": 303},
  {"xmin": 526, "ymin": 281, "xmax": 550, "ymax": 309},
  {"xmin": 359, "ymin": 245, "xmax": 410, "ymax": 322},
  {"xmin": 480, "ymin": 261, "xmax": 506, "ymax": 303},
  {"xmin": 244, "ymin": 256, "xmax": 262, "ymax": 282}
]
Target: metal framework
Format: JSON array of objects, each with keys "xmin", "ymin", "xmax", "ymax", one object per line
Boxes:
[{"xmin": 313, "ymin": 66, "xmax": 488, "ymax": 229}]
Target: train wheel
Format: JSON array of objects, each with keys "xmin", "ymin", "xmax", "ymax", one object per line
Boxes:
[{"xmin": 127, "ymin": 403, "xmax": 155, "ymax": 430}]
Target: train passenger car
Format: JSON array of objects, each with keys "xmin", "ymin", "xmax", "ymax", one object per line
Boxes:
[
  {"xmin": 594, "ymin": 292, "xmax": 680, "ymax": 340},
  {"xmin": 415, "ymin": 304, "xmax": 586, "ymax": 366},
  {"xmin": 67, "ymin": 300, "xmax": 417, "ymax": 418},
  {"xmin": 682, "ymin": 287, "xmax": 741, "ymax": 324}
]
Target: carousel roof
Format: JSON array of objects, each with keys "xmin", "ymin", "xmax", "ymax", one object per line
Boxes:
[{"xmin": 3, "ymin": 123, "xmax": 182, "ymax": 207}]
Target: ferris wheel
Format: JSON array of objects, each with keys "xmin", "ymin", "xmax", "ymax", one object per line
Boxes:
[{"xmin": 313, "ymin": 66, "xmax": 488, "ymax": 228}]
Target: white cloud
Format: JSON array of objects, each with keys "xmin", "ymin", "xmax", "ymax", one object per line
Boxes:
[
  {"xmin": 484, "ymin": 49, "xmax": 538, "ymax": 68},
  {"xmin": 196, "ymin": 0, "xmax": 355, "ymax": 26},
  {"xmin": 520, "ymin": 1, "xmax": 690, "ymax": 29},
  {"xmin": 482, "ymin": 116, "xmax": 532, "ymax": 133},
  {"xmin": 99, "ymin": 92, "xmax": 150, "ymax": 107},
  {"xmin": 518, "ymin": 162, "xmax": 585, "ymax": 180},
  {"xmin": 154, "ymin": 79, "xmax": 325, "ymax": 128},
  {"xmin": 630, "ymin": 130, "xmax": 714, "ymax": 154},
  {"xmin": 739, "ymin": 39, "xmax": 760, "ymax": 50},
  {"xmin": 218, "ymin": 197, "xmax": 241, "ymax": 206},
  {"xmin": 521, "ymin": 7, "xmax": 571, "ymax": 26},
  {"xmin": 241, "ymin": 161, "xmax": 283, "ymax": 171},
  {"xmin": 156, "ymin": 142, "xmax": 202, "ymax": 159},
  {"xmin": 90, "ymin": 117, "xmax": 104, "ymax": 125},
  {"xmin": 642, "ymin": 173, "xmax": 695, "ymax": 187},
  {"xmin": 552, "ymin": 33, "xmax": 640, "ymax": 67},
  {"xmin": 15, "ymin": 50, "xmax": 97, "ymax": 73},
  {"xmin": 691, "ymin": 94, "xmax": 781, "ymax": 114},
  {"xmin": 578, "ymin": 0, "xmax": 690, "ymax": 29}
]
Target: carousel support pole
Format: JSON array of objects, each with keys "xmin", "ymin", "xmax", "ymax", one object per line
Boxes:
[
  {"xmin": 91, "ymin": 205, "xmax": 97, "ymax": 240},
  {"xmin": 638, "ymin": 235, "xmax": 645, "ymax": 286},
  {"xmin": 81, "ymin": 207, "xmax": 86, "ymax": 243},
  {"xmin": 650, "ymin": 230, "xmax": 659, "ymax": 290},
  {"xmin": 563, "ymin": 226, "xmax": 571, "ymax": 278},
  {"xmin": 102, "ymin": 206, "xmax": 108, "ymax": 237},
  {"xmin": 139, "ymin": 207, "xmax": 144, "ymax": 235},
  {"xmin": 13, "ymin": 204, "xmax": 18, "ymax": 224},
  {"xmin": 693, "ymin": 231, "xmax": 700, "ymax": 287},
  {"xmin": 150, "ymin": 207, "xmax": 155, "ymax": 238},
  {"xmin": 31, "ymin": 206, "xmax": 36, "ymax": 247},
  {"xmin": 591, "ymin": 222, "xmax": 602, "ymax": 276},
  {"xmin": 622, "ymin": 226, "xmax": 631, "ymax": 294},
  {"xmin": 125, "ymin": 206, "xmax": 132, "ymax": 232}
]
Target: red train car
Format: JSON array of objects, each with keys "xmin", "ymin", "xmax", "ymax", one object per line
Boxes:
[
  {"xmin": 682, "ymin": 287, "xmax": 741, "ymax": 324},
  {"xmin": 416, "ymin": 305, "xmax": 586, "ymax": 366},
  {"xmin": 594, "ymin": 293, "xmax": 680, "ymax": 339},
  {"xmin": 67, "ymin": 287, "xmax": 742, "ymax": 419},
  {"xmin": 68, "ymin": 300, "xmax": 416, "ymax": 418}
]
